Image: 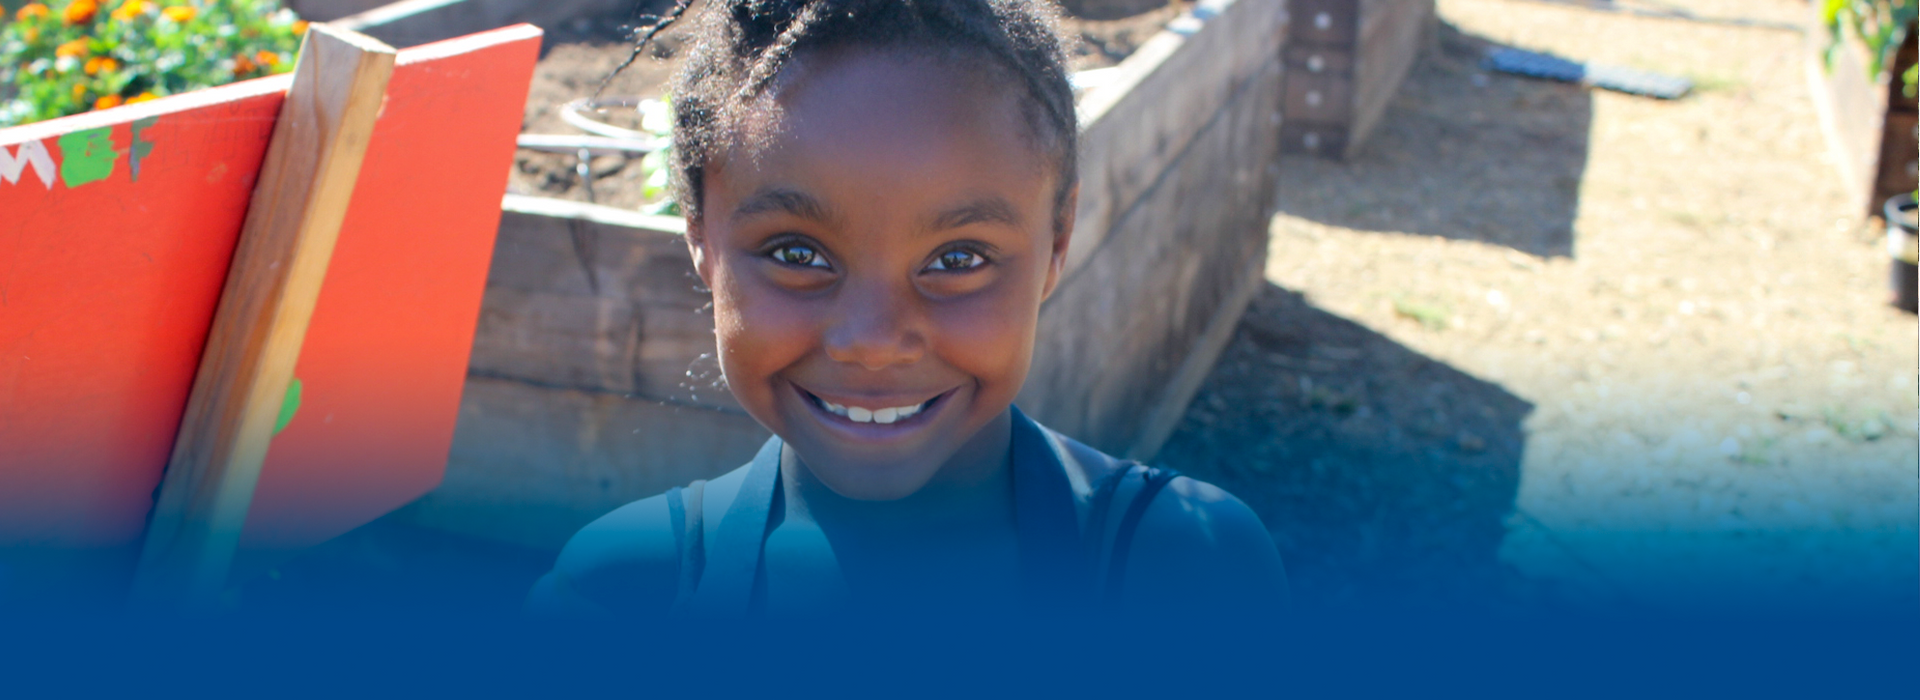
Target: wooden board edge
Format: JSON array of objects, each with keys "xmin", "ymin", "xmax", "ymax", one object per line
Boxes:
[
  {"xmin": 130, "ymin": 24, "xmax": 400, "ymax": 609},
  {"xmin": 0, "ymin": 74, "xmax": 293, "ymax": 147},
  {"xmin": 396, "ymin": 22, "xmax": 545, "ymax": 65},
  {"xmin": 1125, "ymin": 254, "xmax": 1265, "ymax": 463},
  {"xmin": 329, "ymin": 0, "xmax": 465, "ymax": 34},
  {"xmin": 502, "ymin": 193, "xmax": 689, "ymax": 234}
]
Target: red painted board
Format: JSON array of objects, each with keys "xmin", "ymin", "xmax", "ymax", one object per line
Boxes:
[
  {"xmin": 244, "ymin": 25, "xmax": 543, "ymax": 551},
  {"xmin": 0, "ymin": 78, "xmax": 291, "ymax": 548},
  {"xmin": 0, "ymin": 25, "xmax": 543, "ymax": 553}
]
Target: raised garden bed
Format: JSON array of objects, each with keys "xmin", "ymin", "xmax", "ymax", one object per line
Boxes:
[
  {"xmin": 1807, "ymin": 5, "xmax": 1918, "ymax": 217},
  {"xmin": 504, "ymin": 1, "xmax": 1194, "ymax": 209},
  {"xmin": 339, "ymin": 0, "xmax": 1287, "ymax": 549},
  {"xmin": 1279, "ymin": 0, "xmax": 1435, "ymax": 159}
]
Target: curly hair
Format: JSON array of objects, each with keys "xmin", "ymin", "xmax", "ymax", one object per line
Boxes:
[{"xmin": 630, "ymin": 0, "xmax": 1079, "ymax": 232}]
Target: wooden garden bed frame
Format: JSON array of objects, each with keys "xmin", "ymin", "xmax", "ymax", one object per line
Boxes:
[
  {"xmin": 1808, "ymin": 10, "xmax": 1918, "ymax": 218},
  {"xmin": 336, "ymin": 0, "xmax": 1291, "ymax": 550},
  {"xmin": 1280, "ymin": 0, "xmax": 1435, "ymax": 159}
]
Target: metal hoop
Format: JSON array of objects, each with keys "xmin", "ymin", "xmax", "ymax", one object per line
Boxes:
[{"xmin": 559, "ymin": 96, "xmax": 670, "ymax": 148}]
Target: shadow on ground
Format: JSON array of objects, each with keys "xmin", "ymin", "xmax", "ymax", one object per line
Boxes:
[
  {"xmin": 1156, "ymin": 284, "xmax": 1536, "ymax": 611},
  {"xmin": 1276, "ymin": 23, "xmax": 1592, "ymax": 258}
]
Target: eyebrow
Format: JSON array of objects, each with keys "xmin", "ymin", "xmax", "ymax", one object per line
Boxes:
[
  {"xmin": 732, "ymin": 187, "xmax": 838, "ymax": 224},
  {"xmin": 929, "ymin": 197, "xmax": 1021, "ymax": 231}
]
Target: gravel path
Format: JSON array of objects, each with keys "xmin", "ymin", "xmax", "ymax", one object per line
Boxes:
[{"xmin": 1158, "ymin": 0, "xmax": 1918, "ymax": 614}]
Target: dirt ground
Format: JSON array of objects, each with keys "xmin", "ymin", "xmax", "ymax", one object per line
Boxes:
[
  {"xmin": 1157, "ymin": 0, "xmax": 1919, "ymax": 614},
  {"xmin": 508, "ymin": 0, "xmax": 1187, "ymax": 210}
]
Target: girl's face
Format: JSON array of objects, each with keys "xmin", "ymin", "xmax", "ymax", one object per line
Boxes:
[{"xmin": 688, "ymin": 48, "xmax": 1072, "ymax": 501}]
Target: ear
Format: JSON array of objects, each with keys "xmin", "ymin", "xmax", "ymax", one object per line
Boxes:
[
  {"xmin": 685, "ymin": 217, "xmax": 715, "ymax": 289},
  {"xmin": 1040, "ymin": 183, "xmax": 1078, "ymax": 301}
]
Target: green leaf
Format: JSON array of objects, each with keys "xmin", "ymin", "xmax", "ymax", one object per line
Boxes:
[{"xmin": 273, "ymin": 377, "xmax": 302, "ymax": 435}]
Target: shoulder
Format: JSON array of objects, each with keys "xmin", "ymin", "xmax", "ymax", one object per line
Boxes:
[
  {"xmin": 525, "ymin": 463, "xmax": 755, "ymax": 618},
  {"xmin": 526, "ymin": 491, "xmax": 679, "ymax": 618},
  {"xmin": 1042, "ymin": 427, "xmax": 1287, "ymax": 612},
  {"xmin": 1125, "ymin": 474, "xmax": 1289, "ymax": 613},
  {"xmin": 1043, "ymin": 426, "xmax": 1275, "ymax": 550}
]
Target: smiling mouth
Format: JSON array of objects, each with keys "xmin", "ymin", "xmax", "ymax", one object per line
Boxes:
[{"xmin": 800, "ymin": 388, "xmax": 947, "ymax": 426}]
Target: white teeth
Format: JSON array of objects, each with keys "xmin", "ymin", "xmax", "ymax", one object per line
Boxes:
[{"xmin": 815, "ymin": 395, "xmax": 930, "ymax": 424}]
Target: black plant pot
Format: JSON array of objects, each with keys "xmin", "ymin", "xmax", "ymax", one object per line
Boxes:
[{"xmin": 1887, "ymin": 193, "xmax": 1918, "ymax": 314}]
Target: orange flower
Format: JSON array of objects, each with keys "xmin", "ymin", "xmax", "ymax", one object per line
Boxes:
[
  {"xmin": 126, "ymin": 91, "xmax": 157, "ymax": 104},
  {"xmin": 55, "ymin": 38, "xmax": 89, "ymax": 58},
  {"xmin": 63, "ymin": 0, "xmax": 98, "ymax": 24},
  {"xmin": 71, "ymin": 83, "xmax": 86, "ymax": 102},
  {"xmin": 15, "ymin": 3, "xmax": 50, "ymax": 20},
  {"xmin": 109, "ymin": 0, "xmax": 149, "ymax": 21},
  {"xmin": 93, "ymin": 94, "xmax": 122, "ymax": 110},
  {"xmin": 232, "ymin": 53, "xmax": 257, "ymax": 77},
  {"xmin": 291, "ymin": 19, "xmax": 308, "ymax": 35},
  {"xmin": 83, "ymin": 56, "xmax": 117, "ymax": 75},
  {"xmin": 254, "ymin": 50, "xmax": 279, "ymax": 68},
  {"xmin": 159, "ymin": 4, "xmax": 193, "ymax": 22}
]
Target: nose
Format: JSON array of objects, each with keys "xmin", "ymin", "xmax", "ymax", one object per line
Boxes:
[{"xmin": 822, "ymin": 279, "xmax": 926, "ymax": 370}]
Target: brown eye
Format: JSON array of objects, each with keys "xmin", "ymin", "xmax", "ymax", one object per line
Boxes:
[
  {"xmin": 771, "ymin": 243, "xmax": 829, "ymax": 269},
  {"xmin": 927, "ymin": 249, "xmax": 985, "ymax": 272}
]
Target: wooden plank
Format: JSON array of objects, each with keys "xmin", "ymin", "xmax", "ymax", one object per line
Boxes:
[
  {"xmin": 1284, "ymin": 70, "xmax": 1355, "ymax": 122},
  {"xmin": 1874, "ymin": 110, "xmax": 1918, "ymax": 208},
  {"xmin": 1347, "ymin": 0, "xmax": 1432, "ymax": 156},
  {"xmin": 1022, "ymin": 55, "xmax": 1282, "ymax": 453},
  {"xmin": 131, "ymin": 24, "xmax": 397, "ymax": 606},
  {"xmin": 1126, "ymin": 253, "xmax": 1265, "ymax": 460},
  {"xmin": 240, "ymin": 25, "xmax": 546, "ymax": 554},
  {"xmin": 1290, "ymin": 0, "xmax": 1359, "ymax": 48},
  {"xmin": 1068, "ymin": 0, "xmax": 1289, "ymax": 277},
  {"xmin": 1806, "ymin": 5, "xmax": 1893, "ymax": 216},
  {"xmin": 470, "ymin": 208, "xmax": 742, "ymax": 413}
]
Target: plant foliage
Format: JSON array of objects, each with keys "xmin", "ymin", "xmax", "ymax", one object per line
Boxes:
[
  {"xmin": 635, "ymin": 96, "xmax": 676, "ymax": 216},
  {"xmin": 0, "ymin": 0, "xmax": 307, "ymax": 126},
  {"xmin": 1823, "ymin": 0, "xmax": 1919, "ymax": 96}
]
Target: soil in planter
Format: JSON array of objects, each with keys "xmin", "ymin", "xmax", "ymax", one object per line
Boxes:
[{"xmin": 508, "ymin": 0, "xmax": 1192, "ymax": 210}]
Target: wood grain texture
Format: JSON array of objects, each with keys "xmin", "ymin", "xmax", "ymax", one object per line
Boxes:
[
  {"xmin": 470, "ymin": 208, "xmax": 738, "ymax": 413},
  {"xmin": 1347, "ymin": 0, "xmax": 1433, "ymax": 155},
  {"xmin": 132, "ymin": 24, "xmax": 397, "ymax": 606},
  {"xmin": 1067, "ymin": 0, "xmax": 1289, "ymax": 277},
  {"xmin": 1279, "ymin": 0, "xmax": 1433, "ymax": 159},
  {"xmin": 241, "ymin": 25, "xmax": 545, "ymax": 554},
  {"xmin": 1125, "ymin": 252, "xmax": 1265, "ymax": 460},
  {"xmin": 1021, "ymin": 55, "xmax": 1283, "ymax": 456},
  {"xmin": 1809, "ymin": 24, "xmax": 1891, "ymax": 217}
]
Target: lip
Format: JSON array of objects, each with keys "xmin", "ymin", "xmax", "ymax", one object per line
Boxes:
[{"xmin": 790, "ymin": 382, "xmax": 959, "ymax": 440}]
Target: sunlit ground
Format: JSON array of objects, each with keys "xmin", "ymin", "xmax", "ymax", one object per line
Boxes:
[{"xmin": 1168, "ymin": 0, "xmax": 1916, "ymax": 613}]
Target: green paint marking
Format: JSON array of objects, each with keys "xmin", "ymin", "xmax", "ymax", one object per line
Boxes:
[
  {"xmin": 274, "ymin": 377, "xmax": 302, "ymax": 435},
  {"xmin": 56, "ymin": 128, "xmax": 118, "ymax": 188},
  {"xmin": 129, "ymin": 117, "xmax": 158, "ymax": 183}
]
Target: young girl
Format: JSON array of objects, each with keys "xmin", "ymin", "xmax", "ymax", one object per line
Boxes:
[{"xmin": 527, "ymin": 0, "xmax": 1287, "ymax": 620}]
